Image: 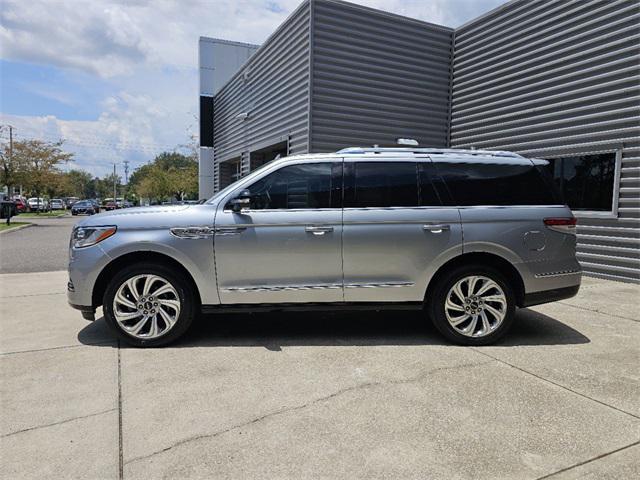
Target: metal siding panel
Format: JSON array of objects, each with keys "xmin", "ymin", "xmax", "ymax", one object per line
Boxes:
[
  {"xmin": 213, "ymin": 1, "xmax": 311, "ymax": 172},
  {"xmin": 310, "ymin": 0, "xmax": 453, "ymax": 153},
  {"xmin": 451, "ymin": 0, "xmax": 640, "ymax": 283}
]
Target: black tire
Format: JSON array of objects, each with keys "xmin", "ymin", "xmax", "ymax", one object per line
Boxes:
[
  {"xmin": 103, "ymin": 262, "xmax": 197, "ymax": 347},
  {"xmin": 428, "ymin": 264, "xmax": 516, "ymax": 346}
]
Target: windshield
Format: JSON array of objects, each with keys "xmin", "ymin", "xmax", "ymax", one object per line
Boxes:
[
  {"xmin": 75, "ymin": 201, "xmax": 90, "ymax": 206},
  {"xmin": 205, "ymin": 161, "xmax": 279, "ymax": 204}
]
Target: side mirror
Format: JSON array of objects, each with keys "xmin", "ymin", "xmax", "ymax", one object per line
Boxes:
[{"xmin": 229, "ymin": 189, "xmax": 251, "ymax": 213}]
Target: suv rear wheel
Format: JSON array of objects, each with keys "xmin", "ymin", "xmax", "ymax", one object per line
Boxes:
[
  {"xmin": 428, "ymin": 264, "xmax": 516, "ymax": 346},
  {"xmin": 103, "ymin": 262, "xmax": 196, "ymax": 347}
]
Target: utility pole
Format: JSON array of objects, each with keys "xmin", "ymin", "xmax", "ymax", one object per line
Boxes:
[
  {"xmin": 123, "ymin": 160, "xmax": 129, "ymax": 203},
  {"xmin": 1, "ymin": 125, "xmax": 15, "ymax": 198},
  {"xmin": 113, "ymin": 163, "xmax": 117, "ymax": 202}
]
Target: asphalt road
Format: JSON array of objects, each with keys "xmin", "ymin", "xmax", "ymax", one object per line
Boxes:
[{"xmin": 0, "ymin": 215, "xmax": 79, "ymax": 273}]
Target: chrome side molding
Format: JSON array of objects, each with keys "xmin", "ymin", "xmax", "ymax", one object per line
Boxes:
[
  {"xmin": 222, "ymin": 282, "xmax": 415, "ymax": 293},
  {"xmin": 170, "ymin": 226, "xmax": 215, "ymax": 239}
]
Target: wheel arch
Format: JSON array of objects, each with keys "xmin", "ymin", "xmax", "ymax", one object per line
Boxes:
[
  {"xmin": 92, "ymin": 251, "xmax": 202, "ymax": 309},
  {"xmin": 424, "ymin": 252, "xmax": 526, "ymax": 307}
]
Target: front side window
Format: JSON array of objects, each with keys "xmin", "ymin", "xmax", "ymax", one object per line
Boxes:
[
  {"xmin": 243, "ymin": 163, "xmax": 333, "ymax": 210},
  {"xmin": 434, "ymin": 161, "xmax": 559, "ymax": 206},
  {"xmin": 543, "ymin": 152, "xmax": 617, "ymax": 212},
  {"xmin": 345, "ymin": 162, "xmax": 420, "ymax": 208}
]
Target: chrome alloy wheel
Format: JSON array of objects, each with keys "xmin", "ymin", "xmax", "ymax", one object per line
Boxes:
[
  {"xmin": 444, "ymin": 275, "xmax": 507, "ymax": 338},
  {"xmin": 112, "ymin": 274, "xmax": 181, "ymax": 339}
]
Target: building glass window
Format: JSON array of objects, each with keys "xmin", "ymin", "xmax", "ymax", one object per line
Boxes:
[{"xmin": 543, "ymin": 152, "xmax": 617, "ymax": 212}]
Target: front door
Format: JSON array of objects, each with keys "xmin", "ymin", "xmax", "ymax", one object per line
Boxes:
[
  {"xmin": 342, "ymin": 159, "xmax": 463, "ymax": 302},
  {"xmin": 214, "ymin": 160, "xmax": 343, "ymax": 304}
]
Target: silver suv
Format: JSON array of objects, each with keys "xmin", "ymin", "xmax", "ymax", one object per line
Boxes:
[{"xmin": 68, "ymin": 148, "xmax": 581, "ymax": 347}]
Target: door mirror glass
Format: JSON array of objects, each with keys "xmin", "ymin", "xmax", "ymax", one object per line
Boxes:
[{"xmin": 228, "ymin": 189, "xmax": 251, "ymax": 212}]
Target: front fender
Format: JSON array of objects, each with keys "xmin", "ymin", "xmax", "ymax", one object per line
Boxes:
[{"xmin": 99, "ymin": 228, "xmax": 219, "ymax": 304}]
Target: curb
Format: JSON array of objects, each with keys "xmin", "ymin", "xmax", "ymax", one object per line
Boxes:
[{"xmin": 0, "ymin": 223, "xmax": 34, "ymax": 235}]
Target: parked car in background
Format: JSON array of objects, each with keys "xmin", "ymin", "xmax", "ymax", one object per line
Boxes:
[
  {"xmin": 1, "ymin": 195, "xmax": 18, "ymax": 220},
  {"xmin": 68, "ymin": 147, "xmax": 581, "ymax": 347},
  {"xmin": 27, "ymin": 197, "xmax": 49, "ymax": 212},
  {"xmin": 65, "ymin": 197, "xmax": 79, "ymax": 208},
  {"xmin": 71, "ymin": 200, "xmax": 98, "ymax": 215},
  {"xmin": 13, "ymin": 197, "xmax": 28, "ymax": 213},
  {"xmin": 50, "ymin": 199, "xmax": 65, "ymax": 210},
  {"xmin": 104, "ymin": 201, "xmax": 118, "ymax": 211}
]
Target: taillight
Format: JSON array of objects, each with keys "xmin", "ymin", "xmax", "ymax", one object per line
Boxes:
[{"xmin": 544, "ymin": 217, "xmax": 577, "ymax": 235}]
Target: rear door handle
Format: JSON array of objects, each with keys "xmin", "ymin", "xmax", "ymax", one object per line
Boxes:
[
  {"xmin": 423, "ymin": 224, "xmax": 450, "ymax": 233},
  {"xmin": 305, "ymin": 225, "xmax": 334, "ymax": 235}
]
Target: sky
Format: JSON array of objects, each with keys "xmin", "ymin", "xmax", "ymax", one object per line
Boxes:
[{"xmin": 0, "ymin": 0, "xmax": 503, "ymax": 177}]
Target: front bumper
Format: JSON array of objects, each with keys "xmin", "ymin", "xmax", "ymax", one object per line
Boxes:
[
  {"xmin": 67, "ymin": 243, "xmax": 112, "ymax": 314},
  {"xmin": 69, "ymin": 301, "xmax": 96, "ymax": 321}
]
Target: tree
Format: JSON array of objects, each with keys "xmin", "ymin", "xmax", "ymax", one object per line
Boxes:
[
  {"xmin": 95, "ymin": 173, "xmax": 122, "ymax": 200},
  {"xmin": 11, "ymin": 140, "xmax": 73, "ymax": 201},
  {"xmin": 0, "ymin": 138, "xmax": 25, "ymax": 196},
  {"xmin": 61, "ymin": 169, "xmax": 95, "ymax": 198},
  {"xmin": 131, "ymin": 152, "xmax": 198, "ymax": 202}
]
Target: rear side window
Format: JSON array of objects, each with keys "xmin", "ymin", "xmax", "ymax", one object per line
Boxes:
[
  {"xmin": 434, "ymin": 161, "xmax": 559, "ymax": 206},
  {"xmin": 345, "ymin": 162, "xmax": 419, "ymax": 208}
]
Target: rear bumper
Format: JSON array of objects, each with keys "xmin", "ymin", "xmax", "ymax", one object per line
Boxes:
[{"xmin": 522, "ymin": 284, "xmax": 580, "ymax": 307}]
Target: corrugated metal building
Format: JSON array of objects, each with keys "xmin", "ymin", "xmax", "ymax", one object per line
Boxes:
[
  {"xmin": 449, "ymin": 0, "xmax": 640, "ymax": 283},
  {"xmin": 200, "ymin": 0, "xmax": 640, "ymax": 282},
  {"xmin": 209, "ymin": 0, "xmax": 453, "ymax": 188}
]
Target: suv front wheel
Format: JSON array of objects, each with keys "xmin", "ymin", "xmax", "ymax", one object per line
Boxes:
[
  {"xmin": 429, "ymin": 265, "xmax": 516, "ymax": 346},
  {"xmin": 103, "ymin": 262, "xmax": 196, "ymax": 347}
]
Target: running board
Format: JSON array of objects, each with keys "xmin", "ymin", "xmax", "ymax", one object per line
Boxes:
[{"xmin": 201, "ymin": 302, "xmax": 424, "ymax": 314}]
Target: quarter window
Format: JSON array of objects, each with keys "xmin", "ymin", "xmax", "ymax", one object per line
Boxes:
[
  {"xmin": 434, "ymin": 161, "xmax": 559, "ymax": 206},
  {"xmin": 244, "ymin": 163, "xmax": 333, "ymax": 210},
  {"xmin": 345, "ymin": 162, "xmax": 420, "ymax": 208},
  {"xmin": 543, "ymin": 152, "xmax": 616, "ymax": 212}
]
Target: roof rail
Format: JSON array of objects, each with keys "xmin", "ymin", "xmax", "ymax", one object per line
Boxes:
[{"xmin": 336, "ymin": 147, "xmax": 524, "ymax": 159}]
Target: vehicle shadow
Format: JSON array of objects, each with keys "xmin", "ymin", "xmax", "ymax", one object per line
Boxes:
[{"xmin": 78, "ymin": 307, "xmax": 590, "ymax": 349}]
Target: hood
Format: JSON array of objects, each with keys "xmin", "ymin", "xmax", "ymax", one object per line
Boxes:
[{"xmin": 75, "ymin": 204, "xmax": 216, "ymax": 230}]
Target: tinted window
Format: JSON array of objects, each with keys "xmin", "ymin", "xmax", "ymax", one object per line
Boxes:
[
  {"xmin": 543, "ymin": 153, "xmax": 616, "ymax": 211},
  {"xmin": 345, "ymin": 162, "xmax": 419, "ymax": 208},
  {"xmin": 435, "ymin": 161, "xmax": 558, "ymax": 206},
  {"xmin": 244, "ymin": 163, "xmax": 333, "ymax": 210},
  {"xmin": 417, "ymin": 163, "xmax": 444, "ymax": 206}
]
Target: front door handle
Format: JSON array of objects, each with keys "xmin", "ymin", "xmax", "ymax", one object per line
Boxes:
[
  {"xmin": 215, "ymin": 226, "xmax": 247, "ymax": 235},
  {"xmin": 423, "ymin": 224, "xmax": 450, "ymax": 233},
  {"xmin": 305, "ymin": 225, "xmax": 334, "ymax": 235}
]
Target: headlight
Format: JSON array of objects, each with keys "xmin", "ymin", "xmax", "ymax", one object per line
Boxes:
[{"xmin": 72, "ymin": 226, "xmax": 117, "ymax": 248}]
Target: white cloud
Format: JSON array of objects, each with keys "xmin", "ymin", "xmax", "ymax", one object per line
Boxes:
[
  {"xmin": 1, "ymin": 0, "xmax": 499, "ymax": 77},
  {"xmin": 1, "ymin": 0, "xmax": 503, "ymax": 177},
  {"xmin": 0, "ymin": 71, "xmax": 198, "ymax": 176}
]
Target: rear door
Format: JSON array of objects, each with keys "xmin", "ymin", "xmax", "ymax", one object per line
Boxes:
[
  {"xmin": 342, "ymin": 158, "xmax": 463, "ymax": 302},
  {"xmin": 432, "ymin": 156, "xmax": 577, "ymax": 277}
]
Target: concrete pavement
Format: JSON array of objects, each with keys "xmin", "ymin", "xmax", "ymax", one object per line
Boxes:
[{"xmin": 1, "ymin": 272, "xmax": 639, "ymax": 479}]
